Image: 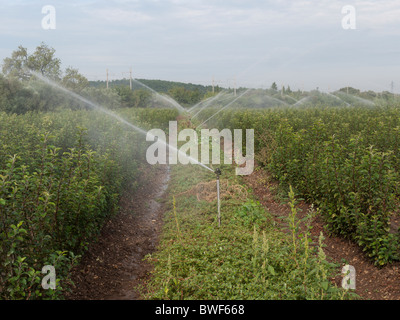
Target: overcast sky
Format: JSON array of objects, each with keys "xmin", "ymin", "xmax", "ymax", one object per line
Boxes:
[{"xmin": 0, "ymin": 0, "xmax": 399, "ymax": 92}]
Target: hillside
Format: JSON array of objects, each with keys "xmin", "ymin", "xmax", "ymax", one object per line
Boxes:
[{"xmin": 89, "ymin": 78, "xmax": 222, "ymax": 94}]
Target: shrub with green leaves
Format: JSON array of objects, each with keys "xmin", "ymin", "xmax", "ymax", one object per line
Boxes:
[
  {"xmin": 196, "ymin": 104, "xmax": 400, "ymax": 265},
  {"xmin": 0, "ymin": 108, "xmax": 178, "ymax": 299}
]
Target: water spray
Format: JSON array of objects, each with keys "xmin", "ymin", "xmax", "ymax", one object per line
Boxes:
[
  {"xmin": 31, "ymin": 70, "xmax": 224, "ymax": 228},
  {"xmin": 29, "ymin": 70, "xmax": 213, "ymax": 173},
  {"xmin": 214, "ymin": 167, "xmax": 222, "ymax": 227},
  {"xmin": 131, "ymin": 78, "xmax": 187, "ymax": 113},
  {"xmin": 197, "ymin": 88, "xmax": 252, "ymax": 129},
  {"xmin": 191, "ymin": 91, "xmax": 227, "ymax": 119}
]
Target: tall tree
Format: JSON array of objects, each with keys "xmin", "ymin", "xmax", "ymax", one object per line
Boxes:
[
  {"xmin": 2, "ymin": 45, "xmax": 30, "ymax": 80},
  {"xmin": 2, "ymin": 42, "xmax": 61, "ymax": 80},
  {"xmin": 132, "ymin": 89, "xmax": 151, "ymax": 108},
  {"xmin": 62, "ymin": 67, "xmax": 89, "ymax": 92},
  {"xmin": 27, "ymin": 42, "xmax": 61, "ymax": 80},
  {"xmin": 168, "ymin": 86, "xmax": 202, "ymax": 106}
]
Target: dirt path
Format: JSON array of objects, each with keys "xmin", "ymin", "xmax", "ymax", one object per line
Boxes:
[
  {"xmin": 65, "ymin": 165, "xmax": 170, "ymax": 300},
  {"xmin": 243, "ymin": 167, "xmax": 400, "ymax": 300}
]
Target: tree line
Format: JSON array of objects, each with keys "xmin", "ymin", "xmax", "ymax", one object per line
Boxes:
[
  {"xmin": 0, "ymin": 42, "xmax": 220, "ymax": 114},
  {"xmin": 1, "ymin": 42, "xmax": 393, "ymax": 114}
]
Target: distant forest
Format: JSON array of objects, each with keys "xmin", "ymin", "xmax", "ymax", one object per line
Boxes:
[
  {"xmin": 89, "ymin": 78, "xmax": 222, "ymax": 95},
  {"xmin": 88, "ymin": 78, "xmax": 226, "ymax": 107},
  {"xmin": 1, "ymin": 41, "xmax": 395, "ymax": 114}
]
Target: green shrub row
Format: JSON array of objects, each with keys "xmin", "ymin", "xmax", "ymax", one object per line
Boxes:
[
  {"xmin": 0, "ymin": 108, "xmax": 178, "ymax": 299},
  {"xmin": 198, "ymin": 105, "xmax": 400, "ymax": 265}
]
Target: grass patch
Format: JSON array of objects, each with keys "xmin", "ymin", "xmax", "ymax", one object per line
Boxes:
[{"xmin": 142, "ymin": 161, "xmax": 357, "ymax": 300}]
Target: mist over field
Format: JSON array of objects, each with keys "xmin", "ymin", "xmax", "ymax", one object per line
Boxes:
[{"xmin": 1, "ymin": 0, "xmax": 400, "ymax": 305}]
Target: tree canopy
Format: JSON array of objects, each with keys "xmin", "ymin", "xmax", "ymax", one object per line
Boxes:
[
  {"xmin": 3, "ymin": 42, "xmax": 61, "ymax": 80},
  {"xmin": 62, "ymin": 67, "xmax": 89, "ymax": 92}
]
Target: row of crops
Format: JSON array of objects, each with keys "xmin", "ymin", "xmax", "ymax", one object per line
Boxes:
[
  {"xmin": 198, "ymin": 104, "xmax": 400, "ymax": 266},
  {"xmin": 0, "ymin": 108, "xmax": 178, "ymax": 299}
]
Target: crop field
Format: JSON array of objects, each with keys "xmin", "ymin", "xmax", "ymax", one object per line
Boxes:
[
  {"xmin": 1, "ymin": 41, "xmax": 400, "ymax": 303},
  {"xmin": 2, "ymin": 75, "xmax": 400, "ymax": 301},
  {"xmin": 0, "ymin": 108, "xmax": 178, "ymax": 299},
  {"xmin": 197, "ymin": 104, "xmax": 400, "ymax": 266}
]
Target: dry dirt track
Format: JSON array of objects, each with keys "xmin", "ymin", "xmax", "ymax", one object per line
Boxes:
[{"xmin": 65, "ymin": 165, "xmax": 170, "ymax": 300}]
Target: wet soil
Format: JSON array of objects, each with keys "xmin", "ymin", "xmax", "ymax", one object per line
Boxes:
[
  {"xmin": 65, "ymin": 165, "xmax": 170, "ymax": 300},
  {"xmin": 243, "ymin": 166, "xmax": 400, "ymax": 300}
]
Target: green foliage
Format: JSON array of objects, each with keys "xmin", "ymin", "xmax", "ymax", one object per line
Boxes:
[
  {"xmin": 61, "ymin": 67, "xmax": 89, "ymax": 92},
  {"xmin": 233, "ymin": 200, "xmax": 266, "ymax": 228},
  {"xmin": 0, "ymin": 75, "xmax": 41, "ymax": 114},
  {"xmin": 0, "ymin": 108, "xmax": 178, "ymax": 299},
  {"xmin": 89, "ymin": 78, "xmax": 222, "ymax": 109},
  {"xmin": 112, "ymin": 86, "xmax": 152, "ymax": 108},
  {"xmin": 0, "ymin": 43, "xmax": 94, "ymax": 114},
  {"xmin": 90, "ymin": 78, "xmax": 218, "ymax": 96},
  {"xmin": 3, "ymin": 42, "xmax": 61, "ymax": 81},
  {"xmin": 168, "ymin": 86, "xmax": 202, "ymax": 107},
  {"xmin": 197, "ymin": 104, "xmax": 400, "ymax": 265},
  {"xmin": 144, "ymin": 163, "xmax": 353, "ymax": 300}
]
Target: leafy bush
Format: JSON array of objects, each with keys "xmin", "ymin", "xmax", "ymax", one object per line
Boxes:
[
  {"xmin": 197, "ymin": 105, "xmax": 400, "ymax": 265},
  {"xmin": 0, "ymin": 108, "xmax": 178, "ymax": 299}
]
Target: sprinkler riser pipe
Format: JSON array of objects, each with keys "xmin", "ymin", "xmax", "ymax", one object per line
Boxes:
[{"xmin": 215, "ymin": 167, "xmax": 221, "ymax": 227}]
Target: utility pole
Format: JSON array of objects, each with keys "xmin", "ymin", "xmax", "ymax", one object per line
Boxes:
[
  {"xmin": 130, "ymin": 67, "xmax": 132, "ymax": 90},
  {"xmin": 106, "ymin": 68, "xmax": 109, "ymax": 89},
  {"xmin": 391, "ymin": 81, "xmax": 394, "ymax": 98},
  {"xmin": 234, "ymin": 77, "xmax": 237, "ymax": 97},
  {"xmin": 212, "ymin": 76, "xmax": 215, "ymax": 94}
]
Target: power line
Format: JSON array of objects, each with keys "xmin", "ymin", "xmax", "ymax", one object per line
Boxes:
[
  {"xmin": 85, "ymin": 69, "xmax": 227, "ymax": 90},
  {"xmin": 130, "ymin": 67, "xmax": 132, "ymax": 90}
]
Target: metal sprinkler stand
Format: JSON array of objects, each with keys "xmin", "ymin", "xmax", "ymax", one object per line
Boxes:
[{"xmin": 215, "ymin": 168, "xmax": 222, "ymax": 227}]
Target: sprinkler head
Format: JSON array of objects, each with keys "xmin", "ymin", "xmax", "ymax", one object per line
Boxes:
[{"xmin": 214, "ymin": 168, "xmax": 222, "ymax": 177}]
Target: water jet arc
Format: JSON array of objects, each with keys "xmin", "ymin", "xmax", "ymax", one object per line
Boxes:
[
  {"xmin": 30, "ymin": 70, "xmax": 213, "ymax": 173},
  {"xmin": 131, "ymin": 78, "xmax": 186, "ymax": 113}
]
